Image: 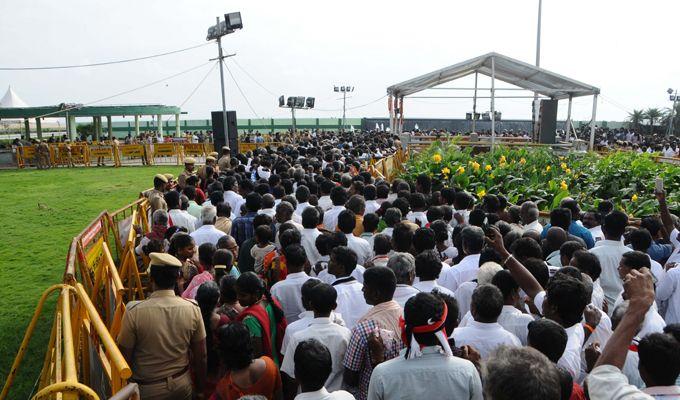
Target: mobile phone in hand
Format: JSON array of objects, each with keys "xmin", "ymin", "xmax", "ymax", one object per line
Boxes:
[{"xmin": 655, "ymin": 177, "xmax": 664, "ymax": 193}]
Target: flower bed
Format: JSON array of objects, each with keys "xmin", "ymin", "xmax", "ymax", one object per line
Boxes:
[{"xmin": 399, "ymin": 142, "xmax": 680, "ymax": 217}]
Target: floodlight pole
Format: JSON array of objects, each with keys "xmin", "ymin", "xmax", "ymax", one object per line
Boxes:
[
  {"xmin": 291, "ymin": 106, "xmax": 296, "ymax": 135},
  {"xmin": 342, "ymin": 90, "xmax": 347, "ymax": 133},
  {"xmin": 668, "ymin": 89, "xmax": 677, "ymax": 137},
  {"xmin": 532, "ymin": 0, "xmax": 542, "ymax": 141},
  {"xmin": 216, "ymin": 17, "xmax": 229, "ymax": 147}
]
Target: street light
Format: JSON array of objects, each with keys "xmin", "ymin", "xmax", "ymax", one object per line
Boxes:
[
  {"xmin": 668, "ymin": 87, "xmax": 678, "ymax": 137},
  {"xmin": 334, "ymin": 85, "xmax": 354, "ymax": 132},
  {"xmin": 206, "ymin": 12, "xmax": 242, "ymax": 148}
]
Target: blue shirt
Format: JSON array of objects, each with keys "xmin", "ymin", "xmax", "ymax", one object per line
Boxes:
[
  {"xmin": 541, "ymin": 222, "xmax": 595, "ymax": 249},
  {"xmin": 648, "ymin": 241, "xmax": 673, "ymax": 263},
  {"xmin": 231, "ymin": 212, "xmax": 257, "ymax": 246}
]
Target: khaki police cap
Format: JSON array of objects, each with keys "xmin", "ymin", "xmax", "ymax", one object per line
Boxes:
[
  {"xmin": 149, "ymin": 252, "xmax": 182, "ymax": 268},
  {"xmin": 206, "ymin": 156, "xmax": 216, "ymax": 162},
  {"xmin": 214, "ymin": 264, "xmax": 227, "ymax": 270},
  {"xmin": 184, "ymin": 157, "xmax": 196, "ymax": 164},
  {"xmin": 209, "ymin": 151, "xmax": 219, "ymax": 157},
  {"xmin": 222, "ymin": 146, "xmax": 230, "ymax": 151},
  {"xmin": 163, "ymin": 173, "xmax": 175, "ymax": 181},
  {"xmin": 154, "ymin": 174, "xmax": 168, "ymax": 183}
]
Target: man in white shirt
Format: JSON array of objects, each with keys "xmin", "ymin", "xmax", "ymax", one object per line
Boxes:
[
  {"xmin": 291, "ymin": 339, "xmax": 355, "ymax": 400},
  {"xmin": 300, "ymin": 208, "xmax": 323, "ymax": 266},
  {"xmin": 317, "ymin": 180, "xmax": 335, "ymax": 212},
  {"xmin": 223, "ymin": 176, "xmax": 245, "ymax": 220},
  {"xmin": 386, "ymin": 253, "xmax": 419, "ymax": 307},
  {"xmin": 337, "ymin": 210, "xmax": 372, "ymax": 266},
  {"xmin": 281, "ymin": 283, "xmax": 351, "ymax": 395},
  {"xmin": 190, "ymin": 205, "xmax": 226, "ymax": 246},
  {"xmin": 363, "ymin": 185, "xmax": 380, "ymax": 216},
  {"xmin": 327, "ymin": 246, "xmax": 370, "ymax": 329},
  {"xmin": 295, "ymin": 185, "xmax": 312, "ymax": 218},
  {"xmin": 452, "ymin": 284, "xmax": 521, "ymax": 359},
  {"xmin": 657, "ymin": 266, "xmax": 680, "ymax": 325},
  {"xmin": 589, "ymin": 211, "xmax": 630, "ymax": 310},
  {"xmin": 413, "ymin": 250, "xmax": 455, "ymax": 297},
  {"xmin": 257, "ymin": 193, "xmax": 277, "ymax": 219},
  {"xmin": 488, "ymin": 270, "xmax": 535, "ymax": 345},
  {"xmin": 440, "ymin": 226, "xmax": 484, "ymax": 293},
  {"xmin": 454, "ymin": 262, "xmax": 503, "ymax": 321},
  {"xmin": 271, "ymin": 244, "xmax": 315, "ymax": 324},
  {"xmin": 323, "ymin": 186, "xmax": 348, "ymax": 232},
  {"xmin": 379, "ymin": 208, "xmax": 401, "ymax": 238},
  {"xmin": 165, "ymin": 191, "xmax": 197, "ymax": 233},
  {"xmin": 520, "ymin": 201, "xmax": 543, "ymax": 234}
]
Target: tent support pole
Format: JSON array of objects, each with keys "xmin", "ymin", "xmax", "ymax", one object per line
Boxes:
[
  {"xmin": 565, "ymin": 95, "xmax": 573, "ymax": 138},
  {"xmin": 589, "ymin": 94, "xmax": 598, "ymax": 152},
  {"xmin": 490, "ymin": 56, "xmax": 496, "ymax": 152},
  {"xmin": 472, "ymin": 72, "xmax": 478, "ymax": 133}
]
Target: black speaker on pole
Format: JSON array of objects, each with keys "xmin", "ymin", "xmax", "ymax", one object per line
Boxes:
[
  {"xmin": 538, "ymin": 100, "xmax": 558, "ymax": 144},
  {"xmin": 211, "ymin": 111, "xmax": 238, "ymax": 152}
]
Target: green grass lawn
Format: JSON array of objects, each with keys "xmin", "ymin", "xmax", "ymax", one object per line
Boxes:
[{"xmin": 0, "ymin": 165, "xmax": 181, "ymax": 399}]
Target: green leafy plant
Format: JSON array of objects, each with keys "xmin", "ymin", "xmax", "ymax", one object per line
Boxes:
[{"xmin": 400, "ymin": 142, "xmax": 680, "ymax": 217}]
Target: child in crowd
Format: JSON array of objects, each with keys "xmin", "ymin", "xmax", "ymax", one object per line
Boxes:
[{"xmin": 250, "ymin": 225, "xmax": 276, "ymax": 274}]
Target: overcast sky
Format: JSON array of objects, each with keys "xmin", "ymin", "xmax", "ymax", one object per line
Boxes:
[{"xmin": 1, "ymin": 0, "xmax": 678, "ymax": 123}]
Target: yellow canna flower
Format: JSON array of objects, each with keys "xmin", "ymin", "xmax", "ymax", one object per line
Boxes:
[
  {"xmin": 500, "ymin": 155, "xmax": 507, "ymax": 163},
  {"xmin": 632, "ymin": 194, "xmax": 638, "ymax": 202},
  {"xmin": 441, "ymin": 167, "xmax": 451, "ymax": 175},
  {"xmin": 565, "ymin": 168, "xmax": 571, "ymax": 174},
  {"xmin": 477, "ymin": 189, "xmax": 486, "ymax": 198},
  {"xmin": 473, "ymin": 161, "xmax": 481, "ymax": 171},
  {"xmin": 457, "ymin": 166, "xmax": 465, "ymax": 175},
  {"xmin": 546, "ymin": 165, "xmax": 551, "ymax": 172},
  {"xmin": 560, "ymin": 180, "xmax": 568, "ymax": 191},
  {"xmin": 519, "ymin": 158, "xmax": 527, "ymax": 165},
  {"xmin": 485, "ymin": 164, "xmax": 492, "ymax": 171},
  {"xmin": 561, "ymin": 162, "xmax": 568, "ymax": 170},
  {"xmin": 490, "ymin": 173, "xmax": 495, "ymax": 179},
  {"xmin": 432, "ymin": 154, "xmax": 442, "ymax": 163}
]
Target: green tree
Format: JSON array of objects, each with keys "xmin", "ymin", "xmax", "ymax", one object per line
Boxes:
[
  {"xmin": 627, "ymin": 109, "xmax": 645, "ymax": 131},
  {"xmin": 645, "ymin": 108, "xmax": 663, "ymax": 134}
]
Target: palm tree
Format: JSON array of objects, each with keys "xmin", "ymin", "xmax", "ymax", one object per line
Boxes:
[
  {"xmin": 627, "ymin": 109, "xmax": 645, "ymax": 131},
  {"xmin": 645, "ymin": 108, "xmax": 663, "ymax": 134}
]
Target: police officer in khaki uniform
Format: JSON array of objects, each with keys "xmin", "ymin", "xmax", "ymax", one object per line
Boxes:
[
  {"xmin": 177, "ymin": 158, "xmax": 197, "ymax": 189},
  {"xmin": 198, "ymin": 156, "xmax": 217, "ymax": 182},
  {"xmin": 117, "ymin": 253, "xmax": 207, "ymax": 400},
  {"xmin": 141, "ymin": 174, "xmax": 168, "ymax": 201},
  {"xmin": 217, "ymin": 146, "xmax": 230, "ymax": 171}
]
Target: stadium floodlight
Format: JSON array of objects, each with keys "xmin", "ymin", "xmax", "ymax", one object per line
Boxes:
[
  {"xmin": 225, "ymin": 12, "xmax": 243, "ymax": 30},
  {"xmin": 206, "ymin": 11, "xmax": 243, "ymax": 151},
  {"xmin": 334, "ymin": 86, "xmax": 339, "ymax": 92}
]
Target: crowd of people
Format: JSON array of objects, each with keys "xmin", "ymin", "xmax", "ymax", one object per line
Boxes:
[{"xmin": 115, "ymin": 130, "xmax": 680, "ymax": 400}]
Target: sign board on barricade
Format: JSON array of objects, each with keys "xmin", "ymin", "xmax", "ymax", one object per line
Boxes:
[
  {"xmin": 183, "ymin": 143, "xmax": 206, "ymax": 156},
  {"xmin": 153, "ymin": 143, "xmax": 176, "ymax": 156},
  {"xmin": 21, "ymin": 146, "xmax": 36, "ymax": 160},
  {"xmin": 90, "ymin": 145, "xmax": 114, "ymax": 158},
  {"xmin": 81, "ymin": 219, "xmax": 103, "ymax": 248},
  {"xmin": 85, "ymin": 237, "xmax": 105, "ymax": 270},
  {"xmin": 119, "ymin": 145, "xmax": 145, "ymax": 157}
]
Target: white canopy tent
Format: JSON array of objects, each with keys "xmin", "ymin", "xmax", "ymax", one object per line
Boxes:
[
  {"xmin": 386, "ymin": 52, "xmax": 600, "ymax": 150},
  {"xmin": 0, "ymin": 86, "xmax": 29, "ymax": 108}
]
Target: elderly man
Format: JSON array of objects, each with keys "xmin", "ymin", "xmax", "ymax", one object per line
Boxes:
[
  {"xmin": 386, "ymin": 253, "xmax": 419, "ymax": 308},
  {"xmin": 190, "ymin": 205, "xmax": 227, "ymax": 247},
  {"xmin": 217, "ymin": 146, "xmax": 230, "ymax": 171},
  {"xmin": 521, "ymin": 201, "xmax": 542, "ymax": 234}
]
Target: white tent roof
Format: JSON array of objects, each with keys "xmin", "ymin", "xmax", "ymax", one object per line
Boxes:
[
  {"xmin": 387, "ymin": 52, "xmax": 599, "ymax": 100},
  {"xmin": 0, "ymin": 86, "xmax": 29, "ymax": 108}
]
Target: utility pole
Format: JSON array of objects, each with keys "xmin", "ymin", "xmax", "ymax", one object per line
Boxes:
[{"xmin": 668, "ymin": 88, "xmax": 678, "ymax": 137}]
